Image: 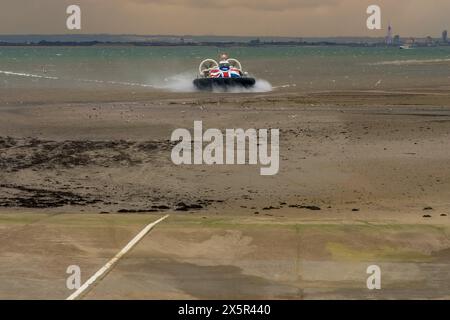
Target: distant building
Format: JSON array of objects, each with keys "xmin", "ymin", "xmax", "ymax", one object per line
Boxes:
[
  {"xmin": 426, "ymin": 36, "xmax": 434, "ymax": 46},
  {"xmin": 385, "ymin": 23, "xmax": 393, "ymax": 45},
  {"xmin": 393, "ymin": 35, "xmax": 401, "ymax": 46},
  {"xmin": 443, "ymin": 30, "xmax": 448, "ymax": 43}
]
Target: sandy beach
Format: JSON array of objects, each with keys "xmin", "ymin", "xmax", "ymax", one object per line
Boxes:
[
  {"xmin": 2, "ymin": 0, "xmax": 450, "ymax": 306},
  {"xmin": 0, "ymin": 88, "xmax": 449, "ymax": 299}
]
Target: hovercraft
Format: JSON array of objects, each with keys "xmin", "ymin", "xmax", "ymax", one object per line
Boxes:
[{"xmin": 193, "ymin": 56, "xmax": 256, "ymax": 91}]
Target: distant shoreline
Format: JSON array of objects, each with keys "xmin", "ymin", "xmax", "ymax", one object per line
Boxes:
[
  {"xmin": 0, "ymin": 34, "xmax": 448, "ymax": 48},
  {"xmin": 0, "ymin": 41, "xmax": 448, "ymax": 48}
]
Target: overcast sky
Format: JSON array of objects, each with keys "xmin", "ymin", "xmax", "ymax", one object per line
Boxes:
[{"xmin": 0, "ymin": 0, "xmax": 448, "ymax": 37}]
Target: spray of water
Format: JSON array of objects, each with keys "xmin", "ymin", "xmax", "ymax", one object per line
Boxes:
[
  {"xmin": 227, "ymin": 78, "xmax": 273, "ymax": 93},
  {"xmin": 153, "ymin": 72, "xmax": 273, "ymax": 93},
  {"xmin": 155, "ymin": 72, "xmax": 197, "ymax": 92}
]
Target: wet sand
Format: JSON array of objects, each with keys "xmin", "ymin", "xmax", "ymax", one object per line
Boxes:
[{"xmin": 0, "ymin": 88, "xmax": 449, "ymax": 299}]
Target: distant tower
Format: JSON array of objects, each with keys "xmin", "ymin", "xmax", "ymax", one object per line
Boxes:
[
  {"xmin": 443, "ymin": 30, "xmax": 448, "ymax": 43},
  {"xmin": 385, "ymin": 23, "xmax": 393, "ymax": 45}
]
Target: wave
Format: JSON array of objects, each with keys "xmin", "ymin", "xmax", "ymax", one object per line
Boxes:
[
  {"xmin": 369, "ymin": 58, "xmax": 450, "ymax": 66},
  {"xmin": 76, "ymin": 78, "xmax": 155, "ymax": 88},
  {"xmin": 0, "ymin": 70, "xmax": 59, "ymax": 80},
  {"xmin": 0, "ymin": 69, "xmax": 272, "ymax": 93},
  {"xmin": 0, "ymin": 69, "xmax": 155, "ymax": 88}
]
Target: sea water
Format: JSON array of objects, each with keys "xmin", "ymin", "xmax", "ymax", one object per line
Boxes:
[{"xmin": 0, "ymin": 46, "xmax": 449, "ymax": 92}]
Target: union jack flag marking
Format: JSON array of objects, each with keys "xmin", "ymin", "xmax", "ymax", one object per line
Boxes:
[{"xmin": 209, "ymin": 68, "xmax": 241, "ymax": 78}]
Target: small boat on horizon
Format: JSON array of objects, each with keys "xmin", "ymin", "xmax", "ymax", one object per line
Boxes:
[{"xmin": 399, "ymin": 38, "xmax": 416, "ymax": 50}]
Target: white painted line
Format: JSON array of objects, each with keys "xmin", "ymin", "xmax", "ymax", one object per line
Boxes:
[{"xmin": 66, "ymin": 214, "xmax": 169, "ymax": 300}]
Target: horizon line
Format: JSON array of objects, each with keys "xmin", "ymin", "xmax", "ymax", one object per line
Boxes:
[{"xmin": 0, "ymin": 33, "xmax": 443, "ymax": 39}]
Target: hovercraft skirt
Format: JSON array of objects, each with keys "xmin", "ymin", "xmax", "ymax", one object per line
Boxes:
[{"xmin": 193, "ymin": 78, "xmax": 256, "ymax": 90}]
